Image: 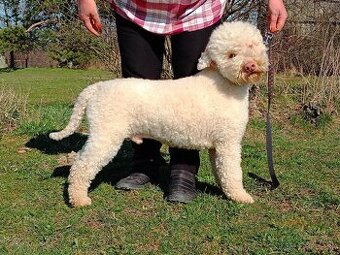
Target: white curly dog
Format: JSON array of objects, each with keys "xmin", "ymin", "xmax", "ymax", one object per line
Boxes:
[{"xmin": 50, "ymin": 21, "xmax": 269, "ymax": 207}]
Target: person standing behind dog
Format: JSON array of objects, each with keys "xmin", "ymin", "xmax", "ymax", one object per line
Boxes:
[{"xmin": 77, "ymin": 0, "xmax": 288, "ymax": 203}]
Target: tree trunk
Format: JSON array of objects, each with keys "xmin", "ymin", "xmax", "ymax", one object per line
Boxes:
[{"xmin": 9, "ymin": 51, "xmax": 15, "ymax": 68}]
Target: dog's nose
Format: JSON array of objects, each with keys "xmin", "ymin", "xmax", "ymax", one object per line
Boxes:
[{"xmin": 244, "ymin": 61, "xmax": 257, "ymax": 74}]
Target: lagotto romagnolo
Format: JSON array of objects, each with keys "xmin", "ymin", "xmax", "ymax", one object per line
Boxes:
[{"xmin": 50, "ymin": 21, "xmax": 269, "ymax": 207}]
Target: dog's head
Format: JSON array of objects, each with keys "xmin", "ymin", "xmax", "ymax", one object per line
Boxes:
[{"xmin": 198, "ymin": 21, "xmax": 269, "ymax": 85}]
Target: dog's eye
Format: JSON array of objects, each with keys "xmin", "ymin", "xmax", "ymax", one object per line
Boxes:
[{"xmin": 228, "ymin": 53, "xmax": 236, "ymax": 59}]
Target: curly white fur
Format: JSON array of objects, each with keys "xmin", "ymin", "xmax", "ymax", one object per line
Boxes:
[{"xmin": 50, "ymin": 21, "xmax": 269, "ymax": 207}]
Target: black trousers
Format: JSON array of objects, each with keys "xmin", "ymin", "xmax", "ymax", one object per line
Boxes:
[{"xmin": 116, "ymin": 14, "xmax": 218, "ymax": 170}]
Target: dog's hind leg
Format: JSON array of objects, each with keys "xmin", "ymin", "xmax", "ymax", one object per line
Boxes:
[
  {"xmin": 67, "ymin": 131, "xmax": 125, "ymax": 207},
  {"xmin": 214, "ymin": 143, "xmax": 254, "ymax": 203}
]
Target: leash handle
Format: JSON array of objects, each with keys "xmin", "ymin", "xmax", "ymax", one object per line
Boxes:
[
  {"xmin": 264, "ymin": 31, "xmax": 274, "ymax": 46},
  {"xmin": 267, "ymin": 35, "xmax": 274, "ymax": 110}
]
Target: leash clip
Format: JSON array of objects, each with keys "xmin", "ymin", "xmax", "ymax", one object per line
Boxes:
[{"xmin": 263, "ymin": 31, "xmax": 274, "ymax": 46}]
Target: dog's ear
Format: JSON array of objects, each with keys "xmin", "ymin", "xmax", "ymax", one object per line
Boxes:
[{"xmin": 197, "ymin": 50, "xmax": 212, "ymax": 70}]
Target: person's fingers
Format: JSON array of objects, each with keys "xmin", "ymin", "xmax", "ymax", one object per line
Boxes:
[
  {"xmin": 83, "ymin": 17, "xmax": 100, "ymax": 36},
  {"xmin": 91, "ymin": 13, "xmax": 102, "ymax": 34},
  {"xmin": 268, "ymin": 0, "xmax": 288, "ymax": 33},
  {"xmin": 92, "ymin": 21, "xmax": 102, "ymax": 34},
  {"xmin": 269, "ymin": 12, "xmax": 279, "ymax": 32},
  {"xmin": 276, "ymin": 12, "xmax": 288, "ymax": 31},
  {"xmin": 91, "ymin": 14, "xmax": 102, "ymax": 34}
]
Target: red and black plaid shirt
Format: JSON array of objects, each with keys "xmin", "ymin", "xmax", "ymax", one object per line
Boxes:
[{"xmin": 108, "ymin": 0, "xmax": 226, "ymax": 35}]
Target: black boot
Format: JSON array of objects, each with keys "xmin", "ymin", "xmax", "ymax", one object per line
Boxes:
[
  {"xmin": 115, "ymin": 171, "xmax": 152, "ymax": 190},
  {"xmin": 166, "ymin": 148, "xmax": 199, "ymax": 203},
  {"xmin": 116, "ymin": 156, "xmax": 167, "ymax": 189},
  {"xmin": 166, "ymin": 164, "xmax": 197, "ymax": 203},
  {"xmin": 116, "ymin": 139, "xmax": 163, "ymax": 190}
]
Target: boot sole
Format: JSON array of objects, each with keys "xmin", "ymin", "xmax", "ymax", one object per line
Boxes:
[{"xmin": 166, "ymin": 192, "xmax": 197, "ymax": 203}]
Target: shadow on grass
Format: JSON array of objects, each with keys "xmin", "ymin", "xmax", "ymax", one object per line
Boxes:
[
  {"xmin": 196, "ymin": 182, "xmax": 224, "ymax": 197},
  {"xmin": 26, "ymin": 132, "xmax": 224, "ymax": 205},
  {"xmin": 25, "ymin": 132, "xmax": 88, "ymax": 154},
  {"xmin": 53, "ymin": 165, "xmax": 223, "ymax": 206},
  {"xmin": 52, "ymin": 163, "xmax": 134, "ymax": 206},
  {"xmin": 248, "ymin": 172, "xmax": 280, "ymax": 190},
  {"xmin": 0, "ymin": 67, "xmax": 18, "ymax": 73}
]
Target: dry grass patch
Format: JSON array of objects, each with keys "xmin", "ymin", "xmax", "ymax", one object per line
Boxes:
[{"xmin": 0, "ymin": 85, "xmax": 28, "ymax": 133}]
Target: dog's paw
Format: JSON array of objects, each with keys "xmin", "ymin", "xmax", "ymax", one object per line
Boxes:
[
  {"xmin": 69, "ymin": 196, "xmax": 92, "ymax": 207},
  {"xmin": 229, "ymin": 191, "xmax": 254, "ymax": 204},
  {"xmin": 130, "ymin": 135, "xmax": 143, "ymax": 144},
  {"xmin": 49, "ymin": 132, "xmax": 61, "ymax": 141}
]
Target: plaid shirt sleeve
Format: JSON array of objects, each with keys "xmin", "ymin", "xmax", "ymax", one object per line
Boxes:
[{"xmin": 108, "ymin": 0, "xmax": 227, "ymax": 35}]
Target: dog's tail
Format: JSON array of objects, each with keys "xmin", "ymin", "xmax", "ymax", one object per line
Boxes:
[{"xmin": 49, "ymin": 84, "xmax": 98, "ymax": 141}]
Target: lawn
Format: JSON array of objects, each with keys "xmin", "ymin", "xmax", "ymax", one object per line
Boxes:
[{"xmin": 0, "ymin": 68, "xmax": 339, "ymax": 254}]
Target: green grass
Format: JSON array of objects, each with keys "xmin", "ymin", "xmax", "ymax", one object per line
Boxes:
[
  {"xmin": 0, "ymin": 68, "xmax": 339, "ymax": 254},
  {"xmin": 0, "ymin": 68, "xmax": 115, "ymax": 105}
]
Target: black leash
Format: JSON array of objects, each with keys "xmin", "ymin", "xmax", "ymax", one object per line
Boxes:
[
  {"xmin": 249, "ymin": 31, "xmax": 280, "ymax": 189},
  {"xmin": 264, "ymin": 31, "xmax": 280, "ymax": 189}
]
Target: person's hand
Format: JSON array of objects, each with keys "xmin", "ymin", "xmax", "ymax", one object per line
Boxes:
[
  {"xmin": 268, "ymin": 0, "xmax": 288, "ymax": 32},
  {"xmin": 77, "ymin": 0, "xmax": 102, "ymax": 36}
]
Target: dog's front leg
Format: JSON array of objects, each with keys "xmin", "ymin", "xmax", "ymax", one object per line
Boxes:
[{"xmin": 214, "ymin": 143, "xmax": 254, "ymax": 203}]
